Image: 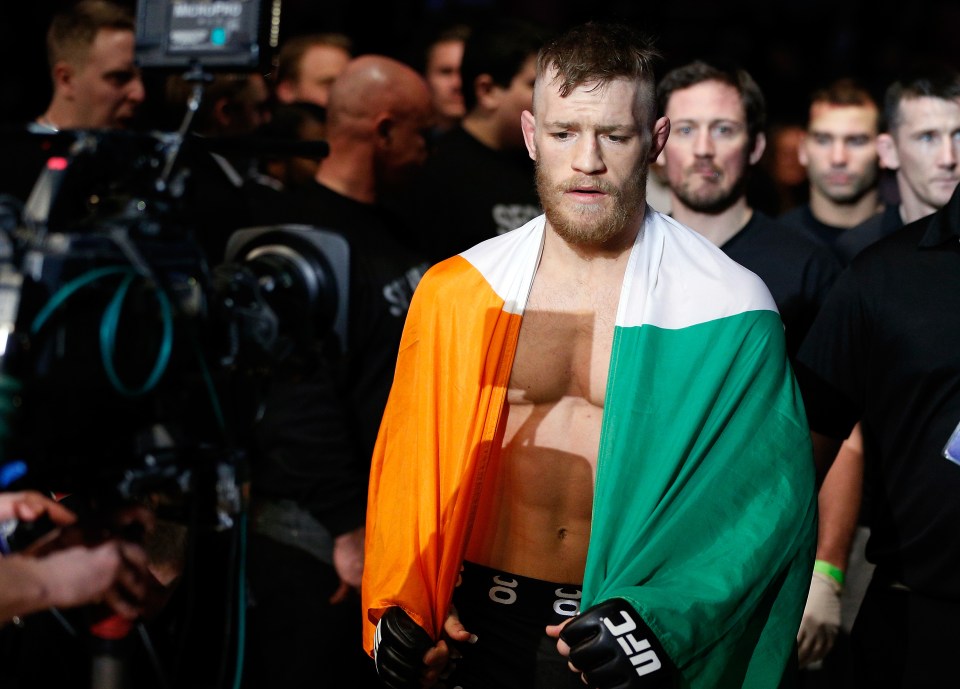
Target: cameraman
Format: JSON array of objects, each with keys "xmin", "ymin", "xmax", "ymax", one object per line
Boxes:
[{"xmin": 0, "ymin": 490, "xmax": 150, "ymax": 624}]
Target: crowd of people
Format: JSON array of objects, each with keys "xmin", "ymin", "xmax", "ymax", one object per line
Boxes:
[{"xmin": 0, "ymin": 2, "xmax": 959, "ymax": 689}]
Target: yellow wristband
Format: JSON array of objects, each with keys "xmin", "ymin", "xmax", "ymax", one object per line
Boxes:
[{"xmin": 814, "ymin": 559, "xmax": 845, "ymax": 587}]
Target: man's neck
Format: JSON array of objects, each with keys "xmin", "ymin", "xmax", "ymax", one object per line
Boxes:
[
  {"xmin": 809, "ymin": 187, "xmax": 881, "ymax": 229},
  {"xmin": 669, "ymin": 196, "xmax": 752, "ymax": 248},
  {"xmin": 315, "ymin": 145, "xmax": 377, "ymax": 205},
  {"xmin": 39, "ymin": 101, "xmax": 80, "ymax": 130},
  {"xmin": 543, "ymin": 211, "xmax": 644, "ymax": 270},
  {"xmin": 461, "ymin": 113, "xmax": 500, "ymax": 151},
  {"xmin": 897, "ymin": 179, "xmax": 938, "ymax": 225}
]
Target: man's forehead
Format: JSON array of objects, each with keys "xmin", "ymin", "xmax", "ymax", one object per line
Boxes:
[
  {"xmin": 809, "ymin": 103, "xmax": 879, "ymax": 133},
  {"xmin": 84, "ymin": 27, "xmax": 135, "ymax": 66},
  {"xmin": 810, "ymin": 102, "xmax": 878, "ymax": 124},
  {"xmin": 896, "ymin": 95, "xmax": 960, "ymax": 126},
  {"xmin": 665, "ymin": 80, "xmax": 743, "ymax": 118}
]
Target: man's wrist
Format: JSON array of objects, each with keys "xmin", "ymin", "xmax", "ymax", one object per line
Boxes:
[{"xmin": 813, "ymin": 559, "xmax": 845, "ymax": 588}]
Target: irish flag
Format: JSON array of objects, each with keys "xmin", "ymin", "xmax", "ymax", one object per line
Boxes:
[{"xmin": 363, "ymin": 209, "xmax": 816, "ymax": 687}]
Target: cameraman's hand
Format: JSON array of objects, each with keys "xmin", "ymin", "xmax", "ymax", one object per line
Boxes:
[
  {"xmin": 0, "ymin": 502, "xmax": 154, "ymax": 623},
  {"xmin": 0, "ymin": 538, "xmax": 149, "ymax": 622},
  {"xmin": 0, "ymin": 490, "xmax": 76, "ymax": 527},
  {"xmin": 329, "ymin": 525, "xmax": 364, "ymax": 604},
  {"xmin": 34, "ymin": 538, "xmax": 149, "ymax": 618}
]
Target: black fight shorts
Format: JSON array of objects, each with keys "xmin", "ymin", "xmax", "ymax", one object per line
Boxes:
[{"xmin": 445, "ymin": 561, "xmax": 584, "ymax": 689}]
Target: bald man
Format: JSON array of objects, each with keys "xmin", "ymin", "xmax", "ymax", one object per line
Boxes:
[{"xmin": 244, "ymin": 56, "xmax": 434, "ymax": 689}]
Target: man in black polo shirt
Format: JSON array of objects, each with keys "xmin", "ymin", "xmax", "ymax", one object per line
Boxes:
[{"xmin": 796, "ymin": 182, "xmax": 960, "ymax": 687}]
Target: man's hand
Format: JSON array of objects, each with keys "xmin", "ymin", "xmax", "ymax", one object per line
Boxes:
[
  {"xmin": 0, "ymin": 490, "xmax": 76, "ymax": 527},
  {"xmin": 797, "ymin": 570, "xmax": 842, "ymax": 667},
  {"xmin": 374, "ymin": 606, "xmax": 475, "ymax": 689},
  {"xmin": 550, "ymin": 598, "xmax": 676, "ymax": 688},
  {"xmin": 0, "ymin": 499, "xmax": 154, "ymax": 623},
  {"xmin": 329, "ymin": 525, "xmax": 364, "ymax": 604},
  {"xmin": 32, "ymin": 538, "xmax": 150, "ymax": 619}
]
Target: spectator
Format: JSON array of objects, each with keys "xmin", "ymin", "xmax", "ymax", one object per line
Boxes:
[
  {"xmin": 656, "ymin": 59, "xmax": 843, "ymax": 361},
  {"xmin": 273, "ymin": 32, "xmax": 353, "ymax": 108},
  {"xmin": 405, "ymin": 17, "xmax": 546, "ymax": 263},
  {"xmin": 244, "ymin": 55, "xmax": 433, "ymax": 689}
]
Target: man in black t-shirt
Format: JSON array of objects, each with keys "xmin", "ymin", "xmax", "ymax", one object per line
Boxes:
[
  {"xmin": 656, "ymin": 60, "xmax": 842, "ymax": 363},
  {"xmin": 403, "ymin": 18, "xmax": 547, "ymax": 264},
  {"xmin": 779, "ymin": 78, "xmax": 885, "ymax": 249},
  {"xmin": 243, "ymin": 55, "xmax": 433, "ymax": 689}
]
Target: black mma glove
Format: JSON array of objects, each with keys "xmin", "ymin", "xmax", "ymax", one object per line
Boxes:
[
  {"xmin": 373, "ymin": 607, "xmax": 434, "ymax": 689},
  {"xmin": 560, "ymin": 598, "xmax": 677, "ymax": 689}
]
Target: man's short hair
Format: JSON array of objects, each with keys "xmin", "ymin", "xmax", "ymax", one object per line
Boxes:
[
  {"xmin": 881, "ymin": 64, "xmax": 960, "ymax": 134},
  {"xmin": 536, "ymin": 21, "xmax": 660, "ymax": 120},
  {"xmin": 274, "ymin": 32, "xmax": 354, "ymax": 86},
  {"xmin": 657, "ymin": 60, "xmax": 767, "ymax": 146},
  {"xmin": 46, "ymin": 0, "xmax": 135, "ymax": 70},
  {"xmin": 460, "ymin": 17, "xmax": 545, "ymax": 112},
  {"xmin": 809, "ymin": 77, "xmax": 878, "ymax": 112}
]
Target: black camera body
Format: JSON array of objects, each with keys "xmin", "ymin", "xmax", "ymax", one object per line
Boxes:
[{"xmin": 1, "ymin": 128, "xmax": 344, "ymax": 527}]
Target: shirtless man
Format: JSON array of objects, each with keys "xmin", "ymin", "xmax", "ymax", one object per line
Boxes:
[{"xmin": 363, "ymin": 21, "xmax": 816, "ymax": 689}]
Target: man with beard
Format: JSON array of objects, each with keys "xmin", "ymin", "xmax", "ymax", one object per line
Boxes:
[
  {"xmin": 363, "ymin": 22, "xmax": 816, "ymax": 689},
  {"xmin": 657, "ymin": 61, "xmax": 842, "ymax": 362}
]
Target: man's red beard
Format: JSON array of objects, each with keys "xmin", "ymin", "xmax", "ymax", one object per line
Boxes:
[{"xmin": 536, "ymin": 163, "xmax": 648, "ymax": 247}]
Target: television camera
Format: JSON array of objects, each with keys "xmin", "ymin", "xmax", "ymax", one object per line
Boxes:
[{"xmin": 0, "ymin": 0, "xmax": 345, "ymax": 529}]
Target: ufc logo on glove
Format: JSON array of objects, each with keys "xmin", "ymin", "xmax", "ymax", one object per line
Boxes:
[{"xmin": 604, "ymin": 611, "xmax": 663, "ymax": 676}]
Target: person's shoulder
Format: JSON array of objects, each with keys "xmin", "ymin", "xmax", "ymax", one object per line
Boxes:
[
  {"xmin": 834, "ymin": 205, "xmax": 901, "ymax": 264},
  {"xmin": 849, "ymin": 212, "xmax": 933, "ymax": 269},
  {"xmin": 753, "ymin": 210, "xmax": 823, "ymax": 245},
  {"xmin": 651, "ymin": 210, "xmax": 777, "ymax": 312},
  {"xmin": 425, "ymin": 125, "xmax": 484, "ymax": 161},
  {"xmin": 778, "ymin": 204, "xmax": 809, "ymax": 227}
]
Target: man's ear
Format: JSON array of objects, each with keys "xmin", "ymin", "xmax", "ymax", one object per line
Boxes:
[
  {"xmin": 52, "ymin": 61, "xmax": 75, "ymax": 97},
  {"xmin": 748, "ymin": 131, "xmax": 767, "ymax": 166},
  {"xmin": 520, "ymin": 110, "xmax": 536, "ymax": 161},
  {"xmin": 796, "ymin": 133, "xmax": 810, "ymax": 168},
  {"xmin": 275, "ymin": 80, "xmax": 297, "ymax": 105},
  {"xmin": 649, "ymin": 116, "xmax": 670, "ymax": 163},
  {"xmin": 876, "ymin": 133, "xmax": 899, "ymax": 170},
  {"xmin": 212, "ymin": 97, "xmax": 233, "ymax": 129},
  {"xmin": 474, "ymin": 74, "xmax": 499, "ymax": 111},
  {"xmin": 375, "ymin": 115, "xmax": 393, "ymax": 146}
]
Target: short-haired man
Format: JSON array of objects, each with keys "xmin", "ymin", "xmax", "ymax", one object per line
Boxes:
[
  {"xmin": 273, "ymin": 32, "xmax": 352, "ymax": 108},
  {"xmin": 781, "ymin": 78, "xmax": 884, "ymax": 246},
  {"xmin": 365, "ymin": 23, "xmax": 816, "ymax": 689},
  {"xmin": 420, "ymin": 23, "xmax": 470, "ymax": 135},
  {"xmin": 834, "ymin": 66, "xmax": 960, "ymax": 263},
  {"xmin": 406, "ymin": 17, "xmax": 546, "ymax": 263},
  {"xmin": 657, "ymin": 60, "xmax": 843, "ymax": 361},
  {"xmin": 34, "ymin": 0, "xmax": 145, "ymax": 132}
]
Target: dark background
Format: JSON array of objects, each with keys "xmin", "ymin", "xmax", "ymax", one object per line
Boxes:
[{"xmin": 1, "ymin": 0, "xmax": 958, "ymax": 128}]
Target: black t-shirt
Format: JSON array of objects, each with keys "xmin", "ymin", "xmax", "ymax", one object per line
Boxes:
[
  {"xmin": 779, "ymin": 203, "xmax": 845, "ymax": 247},
  {"xmin": 796, "ymin": 186, "xmax": 960, "ymax": 598},
  {"xmin": 247, "ymin": 181, "xmax": 429, "ymax": 535},
  {"xmin": 720, "ymin": 210, "xmax": 843, "ymax": 362},
  {"xmin": 833, "ymin": 204, "xmax": 903, "ymax": 266},
  {"xmin": 408, "ymin": 125, "xmax": 541, "ymax": 264}
]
